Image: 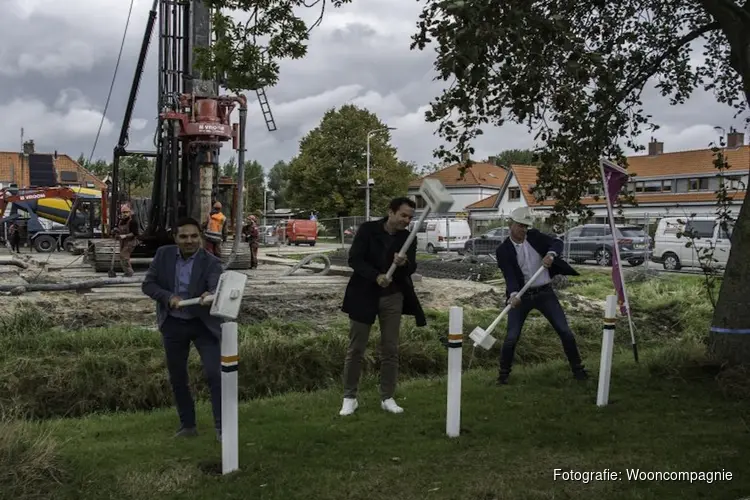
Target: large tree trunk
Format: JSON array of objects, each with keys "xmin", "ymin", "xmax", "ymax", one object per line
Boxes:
[{"xmin": 708, "ymin": 165, "xmax": 750, "ymax": 364}]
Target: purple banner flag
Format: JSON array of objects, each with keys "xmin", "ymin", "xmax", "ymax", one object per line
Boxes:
[{"xmin": 601, "ymin": 159, "xmax": 630, "ymax": 316}]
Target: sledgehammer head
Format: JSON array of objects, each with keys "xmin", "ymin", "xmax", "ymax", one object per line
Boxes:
[
  {"xmin": 469, "ymin": 326, "xmax": 497, "ymax": 350},
  {"xmin": 209, "ymin": 270, "xmax": 248, "ymax": 320},
  {"xmin": 419, "ymin": 178, "xmax": 454, "ymax": 213}
]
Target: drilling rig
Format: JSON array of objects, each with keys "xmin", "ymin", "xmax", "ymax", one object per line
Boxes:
[{"xmin": 84, "ymin": 0, "xmax": 277, "ymax": 272}]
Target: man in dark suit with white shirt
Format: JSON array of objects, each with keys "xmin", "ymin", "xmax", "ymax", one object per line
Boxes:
[
  {"xmin": 142, "ymin": 216, "xmax": 224, "ymax": 439},
  {"xmin": 494, "ymin": 207, "xmax": 588, "ymax": 385}
]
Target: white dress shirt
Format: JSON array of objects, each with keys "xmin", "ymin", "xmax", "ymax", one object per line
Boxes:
[{"xmin": 509, "ymin": 238, "xmax": 553, "ymax": 295}]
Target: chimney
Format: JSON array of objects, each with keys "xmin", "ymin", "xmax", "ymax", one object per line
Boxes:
[
  {"xmin": 648, "ymin": 137, "xmax": 663, "ymax": 156},
  {"xmin": 727, "ymin": 127, "xmax": 745, "ymax": 148},
  {"xmin": 23, "ymin": 139, "xmax": 35, "ymax": 155},
  {"xmin": 461, "ymin": 151, "xmax": 470, "ymax": 162},
  {"xmin": 487, "ymin": 156, "xmax": 498, "ymax": 165}
]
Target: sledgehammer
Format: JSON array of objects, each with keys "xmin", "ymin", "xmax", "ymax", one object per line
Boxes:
[
  {"xmin": 468, "ymin": 265, "xmax": 547, "ymax": 350},
  {"xmin": 385, "ymin": 178, "xmax": 454, "ymax": 280}
]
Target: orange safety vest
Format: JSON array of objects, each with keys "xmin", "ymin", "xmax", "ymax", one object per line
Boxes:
[{"xmin": 205, "ymin": 212, "xmax": 226, "ymax": 242}]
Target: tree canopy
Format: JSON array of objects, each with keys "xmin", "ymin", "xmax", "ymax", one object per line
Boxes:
[
  {"xmin": 286, "ymin": 104, "xmax": 414, "ymax": 217},
  {"xmin": 412, "ymin": 0, "xmax": 747, "ymax": 216},
  {"xmin": 196, "ymin": 0, "xmax": 353, "ymax": 91},
  {"xmin": 267, "ymin": 160, "xmax": 291, "ymax": 207},
  {"xmin": 411, "ymin": 0, "xmax": 750, "ymax": 364}
]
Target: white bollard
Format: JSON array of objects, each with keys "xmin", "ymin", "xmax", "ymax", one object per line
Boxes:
[
  {"xmin": 596, "ymin": 295, "xmax": 618, "ymax": 407},
  {"xmin": 221, "ymin": 321, "xmax": 239, "ymax": 474},
  {"xmin": 446, "ymin": 306, "xmax": 463, "ymax": 438}
]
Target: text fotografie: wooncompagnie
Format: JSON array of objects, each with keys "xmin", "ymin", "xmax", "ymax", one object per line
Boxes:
[{"xmin": 553, "ymin": 469, "xmax": 733, "ymax": 484}]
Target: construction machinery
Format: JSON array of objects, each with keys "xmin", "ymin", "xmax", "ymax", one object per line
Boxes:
[
  {"xmin": 0, "ymin": 186, "xmax": 107, "ymax": 252},
  {"xmin": 83, "ymin": 0, "xmax": 277, "ymax": 272}
]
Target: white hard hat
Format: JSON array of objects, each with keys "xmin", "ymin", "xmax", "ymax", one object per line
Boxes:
[{"xmin": 509, "ymin": 207, "xmax": 534, "ymax": 226}]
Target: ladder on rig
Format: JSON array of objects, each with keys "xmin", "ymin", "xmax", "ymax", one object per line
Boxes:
[{"xmin": 256, "ymin": 88, "xmax": 277, "ymax": 132}]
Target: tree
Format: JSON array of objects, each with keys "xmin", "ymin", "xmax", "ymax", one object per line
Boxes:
[
  {"xmin": 222, "ymin": 157, "xmax": 238, "ymax": 180},
  {"xmin": 119, "ymin": 155, "xmax": 154, "ymax": 198},
  {"xmin": 286, "ymin": 105, "xmax": 413, "ymax": 217},
  {"xmin": 268, "ymin": 160, "xmax": 291, "ymax": 207},
  {"xmin": 243, "ymin": 160, "xmax": 265, "ymax": 214},
  {"xmin": 411, "ymin": 1, "xmax": 750, "ymax": 365},
  {"xmin": 194, "ymin": 0, "xmax": 353, "ymax": 92},
  {"xmin": 76, "ymin": 154, "xmax": 109, "ymax": 178},
  {"xmin": 495, "ymin": 149, "xmax": 540, "ymax": 167}
]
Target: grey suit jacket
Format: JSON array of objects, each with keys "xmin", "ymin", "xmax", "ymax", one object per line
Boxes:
[{"xmin": 141, "ymin": 245, "xmax": 224, "ymax": 337}]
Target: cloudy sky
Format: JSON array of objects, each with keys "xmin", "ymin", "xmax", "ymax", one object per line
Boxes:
[{"xmin": 1, "ymin": 0, "xmax": 747, "ymax": 177}]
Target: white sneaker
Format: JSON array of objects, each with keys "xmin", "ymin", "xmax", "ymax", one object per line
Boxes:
[
  {"xmin": 380, "ymin": 398, "xmax": 404, "ymax": 414},
  {"xmin": 339, "ymin": 398, "xmax": 358, "ymax": 416}
]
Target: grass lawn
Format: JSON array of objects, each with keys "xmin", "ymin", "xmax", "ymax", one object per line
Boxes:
[{"xmin": 27, "ymin": 348, "xmax": 750, "ymax": 500}]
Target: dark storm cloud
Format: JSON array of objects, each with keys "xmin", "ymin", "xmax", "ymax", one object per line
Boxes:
[{"xmin": 1, "ymin": 0, "xmax": 747, "ymax": 177}]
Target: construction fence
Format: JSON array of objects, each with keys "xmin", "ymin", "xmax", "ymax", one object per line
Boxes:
[{"xmin": 260, "ymin": 210, "xmax": 725, "ymax": 269}]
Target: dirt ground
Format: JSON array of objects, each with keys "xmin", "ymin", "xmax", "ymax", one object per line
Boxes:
[{"xmin": 0, "ymin": 248, "xmax": 499, "ymax": 329}]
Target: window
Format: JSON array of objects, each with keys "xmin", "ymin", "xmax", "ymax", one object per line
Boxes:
[
  {"xmin": 685, "ymin": 220, "xmax": 714, "ymax": 238},
  {"xmin": 688, "ymin": 178, "xmax": 709, "ymax": 191},
  {"xmin": 587, "ymin": 183, "xmax": 603, "ymax": 196},
  {"xmin": 508, "ymin": 187, "xmax": 521, "ymax": 200},
  {"xmin": 60, "ymin": 171, "xmax": 78, "ymax": 182},
  {"xmin": 414, "ymin": 195, "xmax": 427, "ymax": 209},
  {"xmin": 581, "ymin": 226, "xmax": 610, "ymax": 237},
  {"xmin": 662, "ymin": 180, "xmax": 672, "ymax": 192},
  {"xmin": 721, "ymin": 175, "xmax": 745, "ymax": 190},
  {"xmin": 643, "ymin": 180, "xmax": 663, "ymax": 193}
]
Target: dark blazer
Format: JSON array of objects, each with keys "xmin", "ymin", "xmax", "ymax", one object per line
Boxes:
[
  {"xmin": 141, "ymin": 245, "xmax": 224, "ymax": 337},
  {"xmin": 495, "ymin": 228, "xmax": 579, "ymax": 299},
  {"xmin": 341, "ymin": 218, "xmax": 427, "ymax": 327}
]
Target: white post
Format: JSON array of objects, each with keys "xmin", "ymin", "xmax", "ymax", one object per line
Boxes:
[
  {"xmin": 221, "ymin": 321, "xmax": 239, "ymax": 474},
  {"xmin": 446, "ymin": 306, "xmax": 463, "ymax": 437},
  {"xmin": 365, "ymin": 135, "xmax": 371, "ymax": 222},
  {"xmin": 597, "ymin": 295, "xmax": 617, "ymax": 407}
]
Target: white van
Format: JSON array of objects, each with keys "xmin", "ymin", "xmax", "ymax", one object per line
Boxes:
[
  {"xmin": 409, "ymin": 217, "xmax": 472, "ymax": 253},
  {"xmin": 651, "ymin": 216, "xmax": 733, "ymax": 271}
]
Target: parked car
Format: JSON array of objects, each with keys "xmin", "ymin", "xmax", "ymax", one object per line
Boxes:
[
  {"xmin": 276, "ymin": 219, "xmax": 318, "ymax": 246},
  {"xmin": 460, "ymin": 226, "xmax": 510, "ymax": 256},
  {"xmin": 408, "ymin": 218, "xmax": 472, "ymax": 253},
  {"xmin": 650, "ymin": 216, "xmax": 732, "ymax": 271},
  {"xmin": 561, "ymin": 224, "xmax": 650, "ymax": 266}
]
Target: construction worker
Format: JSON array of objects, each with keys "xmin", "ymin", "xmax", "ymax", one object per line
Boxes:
[
  {"xmin": 8, "ymin": 222, "xmax": 21, "ymax": 253},
  {"xmin": 115, "ymin": 204, "xmax": 139, "ymax": 277},
  {"xmin": 494, "ymin": 206, "xmax": 587, "ymax": 385},
  {"xmin": 338, "ymin": 197, "xmax": 426, "ymax": 417},
  {"xmin": 202, "ymin": 201, "xmax": 227, "ymax": 257},
  {"xmin": 245, "ymin": 215, "xmax": 260, "ymax": 269}
]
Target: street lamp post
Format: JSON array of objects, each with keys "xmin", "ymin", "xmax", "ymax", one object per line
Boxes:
[{"xmin": 366, "ymin": 126, "xmax": 397, "ymax": 221}]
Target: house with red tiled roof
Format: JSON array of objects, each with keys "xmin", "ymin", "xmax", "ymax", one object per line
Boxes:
[
  {"xmin": 407, "ymin": 153, "xmax": 509, "ymax": 213},
  {"xmin": 0, "ymin": 142, "xmax": 106, "ymax": 190},
  {"xmin": 466, "ymin": 132, "xmax": 748, "ymax": 225}
]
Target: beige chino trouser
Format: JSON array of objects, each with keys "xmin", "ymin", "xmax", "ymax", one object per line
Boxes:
[{"xmin": 343, "ymin": 292, "xmax": 404, "ymax": 401}]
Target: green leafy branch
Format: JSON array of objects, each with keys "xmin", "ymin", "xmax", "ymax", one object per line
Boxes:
[{"xmin": 194, "ymin": 0, "xmax": 353, "ymax": 92}]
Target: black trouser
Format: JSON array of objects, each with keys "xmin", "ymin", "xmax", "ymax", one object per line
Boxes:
[
  {"xmin": 499, "ymin": 284, "xmax": 584, "ymax": 376},
  {"xmin": 160, "ymin": 316, "xmax": 222, "ymax": 430},
  {"xmin": 10, "ymin": 236, "xmax": 20, "ymax": 253}
]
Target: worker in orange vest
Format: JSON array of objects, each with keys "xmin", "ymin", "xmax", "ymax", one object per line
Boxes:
[{"xmin": 202, "ymin": 201, "xmax": 227, "ymax": 257}]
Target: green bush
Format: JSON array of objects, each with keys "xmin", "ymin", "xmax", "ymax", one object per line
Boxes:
[{"xmin": 0, "ymin": 274, "xmax": 713, "ymax": 419}]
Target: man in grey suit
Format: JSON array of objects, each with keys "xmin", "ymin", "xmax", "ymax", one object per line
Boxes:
[{"xmin": 142, "ymin": 216, "xmax": 224, "ymax": 440}]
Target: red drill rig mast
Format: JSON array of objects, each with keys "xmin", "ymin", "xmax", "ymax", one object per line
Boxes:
[{"xmin": 85, "ymin": 0, "xmax": 276, "ymax": 272}]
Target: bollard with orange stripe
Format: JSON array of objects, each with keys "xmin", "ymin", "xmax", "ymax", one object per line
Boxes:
[
  {"xmin": 597, "ymin": 295, "xmax": 618, "ymax": 407},
  {"xmin": 446, "ymin": 306, "xmax": 463, "ymax": 438},
  {"xmin": 221, "ymin": 321, "xmax": 239, "ymax": 474}
]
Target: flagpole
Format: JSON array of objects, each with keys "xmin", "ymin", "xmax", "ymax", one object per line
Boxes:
[{"xmin": 599, "ymin": 159, "xmax": 638, "ymax": 363}]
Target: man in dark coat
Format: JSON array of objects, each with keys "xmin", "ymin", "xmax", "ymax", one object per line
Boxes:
[
  {"xmin": 339, "ymin": 197, "xmax": 426, "ymax": 416},
  {"xmin": 141, "ymin": 216, "xmax": 224, "ymax": 440},
  {"xmin": 495, "ymin": 207, "xmax": 587, "ymax": 385}
]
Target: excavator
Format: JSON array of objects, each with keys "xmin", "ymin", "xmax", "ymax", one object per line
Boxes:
[
  {"xmin": 0, "ymin": 186, "xmax": 107, "ymax": 253},
  {"xmin": 81, "ymin": 0, "xmax": 277, "ymax": 272}
]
